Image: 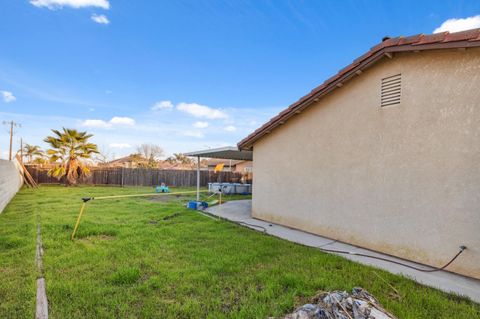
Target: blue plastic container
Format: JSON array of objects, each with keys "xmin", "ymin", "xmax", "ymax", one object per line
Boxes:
[
  {"xmin": 187, "ymin": 201, "xmax": 209, "ymax": 210},
  {"xmin": 187, "ymin": 201, "xmax": 197, "ymax": 210}
]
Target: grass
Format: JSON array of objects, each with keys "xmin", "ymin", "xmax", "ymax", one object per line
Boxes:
[{"xmin": 0, "ymin": 185, "xmax": 479, "ymax": 318}]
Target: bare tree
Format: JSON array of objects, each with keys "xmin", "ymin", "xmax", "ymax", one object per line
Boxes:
[
  {"xmin": 94, "ymin": 145, "xmax": 112, "ymax": 164},
  {"xmin": 136, "ymin": 144, "xmax": 164, "ymax": 161}
]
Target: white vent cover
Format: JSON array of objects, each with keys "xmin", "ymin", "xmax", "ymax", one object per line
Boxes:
[{"xmin": 381, "ymin": 74, "xmax": 401, "ymax": 107}]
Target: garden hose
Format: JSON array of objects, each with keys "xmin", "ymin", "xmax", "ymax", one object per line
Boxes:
[
  {"xmin": 73, "ymin": 192, "xmax": 467, "ymax": 274},
  {"xmin": 317, "ymin": 245, "xmax": 467, "ymax": 273},
  {"xmin": 212, "ymin": 214, "xmax": 467, "ymax": 273}
]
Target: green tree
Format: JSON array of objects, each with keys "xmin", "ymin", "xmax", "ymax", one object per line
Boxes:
[
  {"xmin": 44, "ymin": 128, "xmax": 99, "ymax": 185},
  {"xmin": 22, "ymin": 143, "xmax": 44, "ymax": 163},
  {"xmin": 165, "ymin": 153, "xmax": 193, "ymax": 165}
]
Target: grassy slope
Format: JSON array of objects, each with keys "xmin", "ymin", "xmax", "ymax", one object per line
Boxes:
[{"xmin": 0, "ymin": 185, "xmax": 479, "ymax": 318}]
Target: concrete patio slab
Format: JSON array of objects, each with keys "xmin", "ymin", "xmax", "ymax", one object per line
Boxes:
[{"xmin": 206, "ymin": 200, "xmax": 480, "ymax": 303}]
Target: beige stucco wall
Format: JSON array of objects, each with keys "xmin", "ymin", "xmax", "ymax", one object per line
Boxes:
[
  {"xmin": 0, "ymin": 160, "xmax": 23, "ymax": 214},
  {"xmin": 252, "ymin": 48, "xmax": 480, "ymax": 279},
  {"xmin": 235, "ymin": 161, "xmax": 253, "ymax": 173}
]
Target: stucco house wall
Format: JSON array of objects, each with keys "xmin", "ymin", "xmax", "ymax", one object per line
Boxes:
[
  {"xmin": 0, "ymin": 160, "xmax": 23, "ymax": 214},
  {"xmin": 251, "ymin": 48, "xmax": 480, "ymax": 279},
  {"xmin": 235, "ymin": 161, "xmax": 253, "ymax": 173}
]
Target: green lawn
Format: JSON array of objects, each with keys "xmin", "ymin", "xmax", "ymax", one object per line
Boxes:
[{"xmin": 0, "ymin": 185, "xmax": 479, "ymax": 318}]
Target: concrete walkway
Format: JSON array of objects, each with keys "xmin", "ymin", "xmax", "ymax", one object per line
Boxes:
[{"xmin": 206, "ymin": 200, "xmax": 480, "ymax": 303}]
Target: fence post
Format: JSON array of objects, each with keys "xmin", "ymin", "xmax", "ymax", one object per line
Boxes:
[{"xmin": 121, "ymin": 167, "xmax": 124, "ymax": 187}]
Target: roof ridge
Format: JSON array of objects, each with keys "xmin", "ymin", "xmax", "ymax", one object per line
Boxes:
[{"xmin": 238, "ymin": 28, "xmax": 480, "ymax": 150}]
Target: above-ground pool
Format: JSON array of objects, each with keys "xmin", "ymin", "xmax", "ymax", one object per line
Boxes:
[{"xmin": 208, "ymin": 183, "xmax": 252, "ymax": 195}]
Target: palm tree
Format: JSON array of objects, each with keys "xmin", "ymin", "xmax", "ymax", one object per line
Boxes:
[
  {"xmin": 44, "ymin": 128, "xmax": 99, "ymax": 185},
  {"xmin": 22, "ymin": 143, "xmax": 44, "ymax": 163}
]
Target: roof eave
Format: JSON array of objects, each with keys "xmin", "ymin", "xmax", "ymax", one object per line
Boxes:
[{"xmin": 238, "ymin": 39, "xmax": 480, "ymax": 151}]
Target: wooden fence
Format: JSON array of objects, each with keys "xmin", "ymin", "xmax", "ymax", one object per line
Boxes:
[{"xmin": 26, "ymin": 167, "xmax": 244, "ymax": 187}]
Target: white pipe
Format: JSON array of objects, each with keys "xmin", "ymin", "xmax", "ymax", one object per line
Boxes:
[{"xmin": 196, "ymin": 156, "xmax": 200, "ymax": 202}]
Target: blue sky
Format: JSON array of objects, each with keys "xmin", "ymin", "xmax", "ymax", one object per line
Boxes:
[{"xmin": 1, "ymin": 1, "xmax": 479, "ymax": 159}]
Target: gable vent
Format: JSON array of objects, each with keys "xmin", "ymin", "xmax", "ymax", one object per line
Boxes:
[{"xmin": 381, "ymin": 74, "xmax": 401, "ymax": 107}]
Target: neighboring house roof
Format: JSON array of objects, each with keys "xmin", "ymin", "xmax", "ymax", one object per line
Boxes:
[
  {"xmin": 160, "ymin": 162, "xmax": 198, "ymax": 170},
  {"xmin": 107, "ymin": 155, "xmax": 134, "ymax": 164},
  {"xmin": 107, "ymin": 155, "xmax": 145, "ymax": 165},
  {"xmin": 238, "ymin": 28, "xmax": 480, "ymax": 150}
]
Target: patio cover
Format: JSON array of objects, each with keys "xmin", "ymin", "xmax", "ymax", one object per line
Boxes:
[
  {"xmin": 185, "ymin": 146, "xmax": 253, "ymax": 161},
  {"xmin": 185, "ymin": 146, "xmax": 253, "ymax": 201}
]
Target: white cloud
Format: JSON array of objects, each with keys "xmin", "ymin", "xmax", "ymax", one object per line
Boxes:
[
  {"xmin": 81, "ymin": 119, "xmax": 110, "ymax": 128},
  {"xmin": 109, "ymin": 143, "xmax": 131, "ymax": 149},
  {"xmin": 182, "ymin": 131, "xmax": 205, "ymax": 138},
  {"xmin": 81, "ymin": 116, "xmax": 135, "ymax": 128},
  {"xmin": 91, "ymin": 13, "xmax": 109, "ymax": 24},
  {"xmin": 1, "ymin": 91, "xmax": 16, "ymax": 103},
  {"xmin": 193, "ymin": 121, "xmax": 209, "ymax": 129},
  {"xmin": 30, "ymin": 0, "xmax": 110, "ymax": 9},
  {"xmin": 177, "ymin": 102, "xmax": 228, "ymax": 119},
  {"xmin": 434, "ymin": 15, "xmax": 480, "ymax": 33},
  {"xmin": 224, "ymin": 125, "xmax": 237, "ymax": 132},
  {"xmin": 151, "ymin": 100, "xmax": 173, "ymax": 111},
  {"xmin": 109, "ymin": 116, "xmax": 135, "ymax": 126}
]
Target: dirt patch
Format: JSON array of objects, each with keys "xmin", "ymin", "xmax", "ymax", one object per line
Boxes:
[{"xmin": 163, "ymin": 212, "xmax": 180, "ymax": 221}]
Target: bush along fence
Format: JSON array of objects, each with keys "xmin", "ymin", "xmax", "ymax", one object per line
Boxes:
[{"xmin": 26, "ymin": 166, "xmax": 244, "ymax": 187}]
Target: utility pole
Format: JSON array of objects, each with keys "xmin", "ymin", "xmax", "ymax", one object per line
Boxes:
[
  {"xmin": 20, "ymin": 138, "xmax": 23, "ymax": 163},
  {"xmin": 3, "ymin": 121, "xmax": 21, "ymax": 161}
]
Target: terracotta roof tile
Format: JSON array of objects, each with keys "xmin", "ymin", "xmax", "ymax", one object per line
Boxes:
[
  {"xmin": 414, "ymin": 32, "xmax": 448, "ymax": 45},
  {"xmin": 397, "ymin": 33, "xmax": 423, "ymax": 45},
  {"xmin": 323, "ymin": 73, "xmax": 341, "ymax": 85},
  {"xmin": 445, "ymin": 29, "xmax": 480, "ymax": 42},
  {"xmin": 370, "ymin": 41, "xmax": 386, "ymax": 52},
  {"xmin": 310, "ymin": 83, "xmax": 327, "ymax": 94},
  {"xmin": 337, "ymin": 62, "xmax": 360, "ymax": 76},
  {"xmin": 382, "ymin": 37, "xmax": 402, "ymax": 47},
  {"xmin": 471, "ymin": 33, "xmax": 480, "ymax": 42},
  {"xmin": 353, "ymin": 51, "xmax": 373, "ymax": 64},
  {"xmin": 238, "ymin": 28, "xmax": 480, "ymax": 150}
]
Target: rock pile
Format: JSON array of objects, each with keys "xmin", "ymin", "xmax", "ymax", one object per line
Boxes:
[{"xmin": 279, "ymin": 287, "xmax": 397, "ymax": 319}]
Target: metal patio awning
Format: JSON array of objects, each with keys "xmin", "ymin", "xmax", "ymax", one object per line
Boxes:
[
  {"xmin": 185, "ymin": 146, "xmax": 253, "ymax": 201},
  {"xmin": 185, "ymin": 146, "xmax": 252, "ymax": 161}
]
